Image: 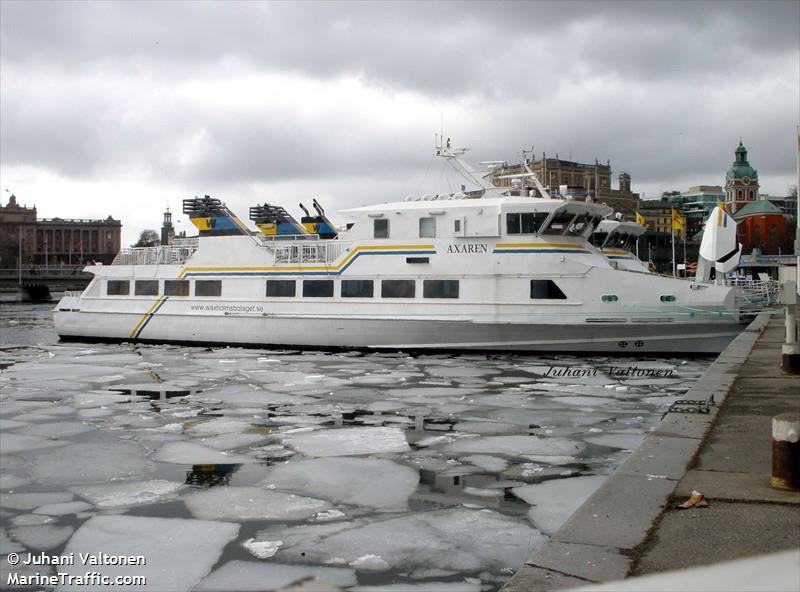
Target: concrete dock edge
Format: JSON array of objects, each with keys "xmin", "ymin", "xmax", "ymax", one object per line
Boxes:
[{"xmin": 502, "ymin": 313, "xmax": 776, "ymax": 592}]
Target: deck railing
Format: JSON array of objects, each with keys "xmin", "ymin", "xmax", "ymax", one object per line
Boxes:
[
  {"xmin": 273, "ymin": 240, "xmax": 349, "ymax": 265},
  {"xmin": 112, "ymin": 243, "xmax": 199, "ymax": 265}
]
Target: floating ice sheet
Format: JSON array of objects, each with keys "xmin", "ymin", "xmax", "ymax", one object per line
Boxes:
[
  {"xmin": 242, "ymin": 538, "xmax": 282, "ymax": 559},
  {"xmin": 33, "ymin": 500, "xmax": 94, "ymax": 515},
  {"xmin": 352, "ymin": 583, "xmax": 482, "ymax": 592},
  {"xmin": 184, "ymin": 486, "xmax": 330, "ymax": 521},
  {"xmin": 155, "ymin": 441, "xmax": 251, "ymax": 464},
  {"xmin": 71, "ymin": 480, "xmax": 184, "ymax": 509},
  {"xmin": 584, "ymin": 433, "xmax": 646, "ymax": 450},
  {"xmin": 446, "ymin": 435, "xmax": 584, "ymax": 457},
  {"xmin": 0, "ymin": 433, "xmax": 61, "ymax": 454},
  {"xmin": 0, "ymin": 473, "xmax": 30, "ymax": 491},
  {"xmin": 195, "ymin": 561, "xmax": 357, "ymax": 592},
  {"xmin": 285, "ymin": 426, "xmax": 410, "ymax": 457},
  {"xmin": 1, "ymin": 491, "xmax": 73, "ymax": 510},
  {"xmin": 60, "ymin": 515, "xmax": 239, "ymax": 592},
  {"xmin": 30, "ymin": 441, "xmax": 151, "ymax": 486},
  {"xmin": 9, "ymin": 524, "xmax": 73, "ymax": 550},
  {"xmin": 269, "ymin": 508, "xmax": 541, "ymax": 573},
  {"xmin": 461, "ymin": 455, "xmax": 509, "ymax": 473},
  {"xmin": 264, "ymin": 457, "xmax": 418, "ymax": 510},
  {"xmin": 513, "ymin": 474, "xmax": 609, "ymax": 534}
]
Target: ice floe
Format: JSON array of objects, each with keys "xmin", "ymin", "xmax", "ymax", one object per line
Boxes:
[
  {"xmin": 1, "ymin": 491, "xmax": 74, "ymax": 510},
  {"xmin": 446, "ymin": 435, "xmax": 584, "ymax": 457},
  {"xmin": 9, "ymin": 524, "xmax": 73, "ymax": 549},
  {"xmin": 284, "ymin": 426, "xmax": 410, "ymax": 457},
  {"xmin": 155, "ymin": 441, "xmax": 251, "ymax": 464},
  {"xmin": 512, "ymin": 474, "xmax": 609, "ymax": 534},
  {"xmin": 184, "ymin": 486, "xmax": 330, "ymax": 521},
  {"xmin": 195, "ymin": 561, "xmax": 357, "ymax": 591},
  {"xmin": 242, "ymin": 538, "xmax": 282, "ymax": 559},
  {"xmin": 30, "ymin": 441, "xmax": 150, "ymax": 486},
  {"xmin": 32, "ymin": 500, "xmax": 94, "ymax": 515},
  {"xmin": 71, "ymin": 480, "xmax": 183, "ymax": 509},
  {"xmin": 264, "ymin": 457, "xmax": 418, "ymax": 510},
  {"xmin": 267, "ymin": 507, "xmax": 542, "ymax": 573},
  {"xmin": 60, "ymin": 515, "xmax": 239, "ymax": 591}
]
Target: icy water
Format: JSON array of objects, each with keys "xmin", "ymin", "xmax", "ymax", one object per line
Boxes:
[{"xmin": 0, "ymin": 303, "xmax": 711, "ymax": 592}]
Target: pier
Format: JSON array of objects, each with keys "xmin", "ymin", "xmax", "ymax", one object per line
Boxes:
[
  {"xmin": 0, "ymin": 266, "xmax": 91, "ymax": 299},
  {"xmin": 503, "ymin": 312, "xmax": 800, "ymax": 591}
]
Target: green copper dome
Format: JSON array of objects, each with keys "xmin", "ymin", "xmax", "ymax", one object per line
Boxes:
[{"xmin": 726, "ymin": 141, "xmax": 758, "ymax": 180}]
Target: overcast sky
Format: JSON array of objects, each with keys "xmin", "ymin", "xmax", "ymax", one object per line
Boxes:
[{"xmin": 2, "ymin": 0, "xmax": 798, "ymax": 244}]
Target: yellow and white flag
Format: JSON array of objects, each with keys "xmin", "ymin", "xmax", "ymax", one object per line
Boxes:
[
  {"xmin": 635, "ymin": 211, "xmax": 645, "ymax": 226},
  {"xmin": 671, "ymin": 208, "xmax": 685, "ymax": 231}
]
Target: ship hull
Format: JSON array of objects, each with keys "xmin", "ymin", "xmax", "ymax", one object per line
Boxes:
[{"xmin": 54, "ymin": 307, "xmax": 740, "ymax": 354}]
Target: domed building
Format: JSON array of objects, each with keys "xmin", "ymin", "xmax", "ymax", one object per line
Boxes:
[{"xmin": 724, "ymin": 141, "xmax": 759, "ymax": 214}]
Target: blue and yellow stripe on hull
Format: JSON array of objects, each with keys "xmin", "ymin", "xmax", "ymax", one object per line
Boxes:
[
  {"xmin": 129, "ymin": 296, "xmax": 169, "ymax": 339},
  {"xmin": 179, "ymin": 244, "xmax": 436, "ymax": 278},
  {"xmin": 493, "ymin": 242, "xmax": 591, "ymax": 254},
  {"xmin": 601, "ymin": 249, "xmax": 635, "ymax": 261}
]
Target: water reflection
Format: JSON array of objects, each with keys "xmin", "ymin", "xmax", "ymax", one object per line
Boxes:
[{"xmin": 185, "ymin": 464, "xmax": 241, "ymax": 487}]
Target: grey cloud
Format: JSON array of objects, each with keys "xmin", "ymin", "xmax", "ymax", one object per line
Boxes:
[{"xmin": 3, "ymin": 1, "xmax": 797, "ymax": 97}]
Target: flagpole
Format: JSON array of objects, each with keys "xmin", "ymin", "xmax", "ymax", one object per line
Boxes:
[{"xmin": 672, "ymin": 226, "xmax": 676, "ymax": 277}]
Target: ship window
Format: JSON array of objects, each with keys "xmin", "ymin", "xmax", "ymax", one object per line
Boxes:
[
  {"xmin": 506, "ymin": 212, "xmax": 547, "ymax": 234},
  {"xmin": 419, "ymin": 217, "xmax": 436, "ymax": 238},
  {"xmin": 107, "ymin": 280, "xmax": 129, "ymax": 296},
  {"xmin": 134, "ymin": 280, "xmax": 159, "ymax": 296},
  {"xmin": 423, "ymin": 279, "xmax": 459, "ymax": 299},
  {"xmin": 381, "ymin": 279, "xmax": 416, "ymax": 298},
  {"xmin": 541, "ymin": 212, "xmax": 577, "ymax": 235},
  {"xmin": 195, "ymin": 280, "xmax": 222, "ymax": 297},
  {"xmin": 374, "ymin": 219, "xmax": 389, "ymax": 238},
  {"xmin": 530, "ymin": 279, "xmax": 567, "ymax": 299},
  {"xmin": 660, "ymin": 294, "xmax": 676, "ymax": 302},
  {"xmin": 164, "ymin": 280, "xmax": 190, "ymax": 297},
  {"xmin": 266, "ymin": 280, "xmax": 296, "ymax": 297},
  {"xmin": 454, "ymin": 219, "xmax": 461, "ymax": 233},
  {"xmin": 303, "ymin": 280, "xmax": 334, "ymax": 297},
  {"xmin": 601, "ymin": 294, "xmax": 619, "ymax": 302},
  {"xmin": 342, "ymin": 279, "xmax": 374, "ymax": 298},
  {"xmin": 567, "ymin": 214, "xmax": 593, "ymax": 236}
]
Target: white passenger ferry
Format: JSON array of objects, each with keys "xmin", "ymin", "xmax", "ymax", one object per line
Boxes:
[{"xmin": 54, "ymin": 149, "xmax": 743, "ymax": 354}]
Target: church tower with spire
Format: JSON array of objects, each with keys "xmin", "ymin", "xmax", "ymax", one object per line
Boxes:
[{"xmin": 724, "ymin": 140, "xmax": 759, "ymax": 214}]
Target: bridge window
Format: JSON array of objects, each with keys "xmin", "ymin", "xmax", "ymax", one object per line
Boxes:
[
  {"xmin": 530, "ymin": 279, "xmax": 567, "ymax": 299},
  {"xmin": 164, "ymin": 280, "xmax": 190, "ymax": 297},
  {"xmin": 423, "ymin": 279, "xmax": 459, "ymax": 299},
  {"xmin": 341, "ymin": 279, "xmax": 374, "ymax": 298},
  {"xmin": 134, "ymin": 280, "xmax": 159, "ymax": 296},
  {"xmin": 419, "ymin": 217, "xmax": 436, "ymax": 238},
  {"xmin": 303, "ymin": 280, "xmax": 334, "ymax": 297},
  {"xmin": 374, "ymin": 219, "xmax": 389, "ymax": 238},
  {"xmin": 266, "ymin": 279, "xmax": 296, "ymax": 297},
  {"xmin": 107, "ymin": 280, "xmax": 130, "ymax": 296},
  {"xmin": 195, "ymin": 280, "xmax": 222, "ymax": 297},
  {"xmin": 381, "ymin": 279, "xmax": 415, "ymax": 298},
  {"xmin": 506, "ymin": 212, "xmax": 547, "ymax": 234}
]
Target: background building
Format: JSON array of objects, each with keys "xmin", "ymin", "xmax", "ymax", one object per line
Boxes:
[
  {"xmin": 733, "ymin": 200, "xmax": 794, "ymax": 256},
  {"xmin": 492, "ymin": 154, "xmax": 640, "ymax": 218},
  {"xmin": 679, "ymin": 185, "xmax": 725, "ymax": 241},
  {"xmin": 0, "ymin": 194, "xmax": 121, "ymax": 269}
]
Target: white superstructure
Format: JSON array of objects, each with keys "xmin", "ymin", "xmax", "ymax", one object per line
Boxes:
[{"xmin": 54, "ymin": 187, "xmax": 743, "ymax": 353}]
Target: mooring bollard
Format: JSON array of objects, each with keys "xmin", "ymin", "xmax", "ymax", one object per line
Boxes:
[{"xmin": 772, "ymin": 413, "xmax": 800, "ymax": 491}]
